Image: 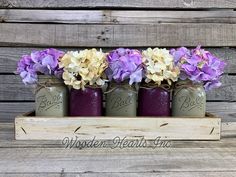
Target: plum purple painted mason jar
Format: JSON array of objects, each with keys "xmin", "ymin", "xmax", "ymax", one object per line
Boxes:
[
  {"xmin": 69, "ymin": 87, "xmax": 103, "ymax": 116},
  {"xmin": 138, "ymin": 86, "xmax": 170, "ymax": 117}
]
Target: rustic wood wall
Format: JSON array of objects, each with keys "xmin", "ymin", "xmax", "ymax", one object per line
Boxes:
[{"xmin": 0, "ymin": 0, "xmax": 236, "ymax": 122}]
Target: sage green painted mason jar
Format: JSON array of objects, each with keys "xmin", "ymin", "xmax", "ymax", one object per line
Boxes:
[
  {"xmin": 105, "ymin": 82, "xmax": 137, "ymax": 117},
  {"xmin": 35, "ymin": 75, "xmax": 68, "ymax": 117},
  {"xmin": 172, "ymin": 80, "xmax": 206, "ymax": 117}
]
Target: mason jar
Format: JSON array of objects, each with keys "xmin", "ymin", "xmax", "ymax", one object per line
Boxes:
[
  {"xmin": 70, "ymin": 87, "xmax": 103, "ymax": 116},
  {"xmin": 35, "ymin": 75, "xmax": 68, "ymax": 116},
  {"xmin": 172, "ymin": 80, "xmax": 206, "ymax": 117},
  {"xmin": 105, "ymin": 82, "xmax": 137, "ymax": 117},
  {"xmin": 138, "ymin": 85, "xmax": 170, "ymax": 116}
]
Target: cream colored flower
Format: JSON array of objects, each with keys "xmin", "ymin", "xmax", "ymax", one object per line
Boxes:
[
  {"xmin": 142, "ymin": 48, "xmax": 180, "ymax": 86},
  {"xmin": 59, "ymin": 49, "xmax": 108, "ymax": 90}
]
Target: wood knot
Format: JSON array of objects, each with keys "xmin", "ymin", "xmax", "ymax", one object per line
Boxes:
[
  {"xmin": 209, "ymin": 127, "xmax": 215, "ymax": 135},
  {"xmin": 160, "ymin": 123, "xmax": 168, "ymax": 127},
  {"xmin": 97, "ymin": 28, "xmax": 110, "ymax": 42},
  {"xmin": 112, "ymin": 19, "xmax": 119, "ymax": 24},
  {"xmin": 0, "ymin": 16, "xmax": 5, "ymax": 23},
  {"xmin": 2, "ymin": 0, "xmax": 16, "ymax": 8},
  {"xmin": 102, "ymin": 37, "xmax": 109, "ymax": 41},
  {"xmin": 21, "ymin": 127, "xmax": 27, "ymax": 134},
  {"xmin": 74, "ymin": 126, "xmax": 81, "ymax": 134},
  {"xmin": 60, "ymin": 168, "xmax": 65, "ymax": 177}
]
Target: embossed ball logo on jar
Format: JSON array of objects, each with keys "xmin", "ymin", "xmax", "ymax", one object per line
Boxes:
[
  {"xmin": 36, "ymin": 91, "xmax": 63, "ymax": 112},
  {"xmin": 110, "ymin": 94, "xmax": 135, "ymax": 111},
  {"xmin": 178, "ymin": 95, "xmax": 204, "ymax": 111}
]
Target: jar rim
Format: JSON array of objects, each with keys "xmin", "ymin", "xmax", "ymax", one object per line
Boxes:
[{"xmin": 38, "ymin": 75, "xmax": 64, "ymax": 84}]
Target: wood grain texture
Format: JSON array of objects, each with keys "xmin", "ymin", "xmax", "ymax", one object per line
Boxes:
[
  {"xmin": 1, "ymin": 122, "xmax": 235, "ymax": 146},
  {"xmin": 0, "ymin": 1, "xmax": 235, "ymax": 176},
  {"xmin": 221, "ymin": 122, "xmax": 236, "ymax": 138},
  {"xmin": 0, "ymin": 102, "xmax": 236, "ymax": 123},
  {"xmin": 0, "ymin": 47, "xmax": 232, "ymax": 74},
  {"xmin": 0, "ymin": 0, "xmax": 236, "ymax": 9},
  {"xmin": 1, "ymin": 23, "xmax": 236, "ymax": 47},
  {"xmin": 206, "ymin": 75, "xmax": 236, "ymax": 101},
  {"xmin": 0, "ymin": 147, "xmax": 236, "ymax": 173},
  {"xmin": 0, "ymin": 75, "xmax": 235, "ymax": 101},
  {"xmin": 0, "ymin": 172, "xmax": 236, "ymax": 177},
  {"xmin": 15, "ymin": 115, "xmax": 221, "ymax": 140},
  {"xmin": 207, "ymin": 102, "xmax": 236, "ymax": 122},
  {"xmin": 1, "ymin": 121, "xmax": 236, "ymax": 176},
  {"xmin": 0, "ymin": 75, "xmax": 34, "ymax": 101},
  {"xmin": 0, "ymin": 102, "xmax": 34, "ymax": 122},
  {"xmin": 1, "ymin": 10, "xmax": 236, "ymax": 24}
]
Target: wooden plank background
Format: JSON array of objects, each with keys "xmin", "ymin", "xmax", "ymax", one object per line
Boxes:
[
  {"xmin": 1, "ymin": 0, "xmax": 236, "ymax": 9},
  {"xmin": 0, "ymin": 0, "xmax": 236, "ymax": 122}
]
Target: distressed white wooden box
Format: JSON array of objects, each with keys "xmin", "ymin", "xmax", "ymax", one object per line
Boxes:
[{"xmin": 14, "ymin": 112, "xmax": 221, "ymax": 141}]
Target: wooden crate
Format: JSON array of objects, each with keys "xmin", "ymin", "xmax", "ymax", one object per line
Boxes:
[{"xmin": 15, "ymin": 112, "xmax": 221, "ymax": 141}]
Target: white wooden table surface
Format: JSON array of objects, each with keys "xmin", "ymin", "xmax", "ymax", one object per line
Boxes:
[{"xmin": 0, "ymin": 122, "xmax": 236, "ymax": 177}]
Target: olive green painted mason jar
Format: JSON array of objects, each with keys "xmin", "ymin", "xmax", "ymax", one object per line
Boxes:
[
  {"xmin": 172, "ymin": 80, "xmax": 206, "ymax": 117},
  {"xmin": 35, "ymin": 75, "xmax": 68, "ymax": 117},
  {"xmin": 105, "ymin": 82, "xmax": 137, "ymax": 117}
]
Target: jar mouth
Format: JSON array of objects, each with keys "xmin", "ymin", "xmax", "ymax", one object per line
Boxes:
[
  {"xmin": 176, "ymin": 79, "xmax": 203, "ymax": 86},
  {"xmin": 108, "ymin": 81, "xmax": 134, "ymax": 87},
  {"xmin": 80, "ymin": 86, "xmax": 103, "ymax": 90},
  {"xmin": 109, "ymin": 80, "xmax": 130, "ymax": 84},
  {"xmin": 38, "ymin": 75, "xmax": 64, "ymax": 84},
  {"xmin": 140, "ymin": 80, "xmax": 171, "ymax": 87}
]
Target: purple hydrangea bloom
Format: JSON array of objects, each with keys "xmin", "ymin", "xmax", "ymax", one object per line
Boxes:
[
  {"xmin": 106, "ymin": 48, "xmax": 143, "ymax": 85},
  {"xmin": 17, "ymin": 55, "xmax": 37, "ymax": 85},
  {"xmin": 170, "ymin": 46, "xmax": 226, "ymax": 91},
  {"xmin": 16, "ymin": 48, "xmax": 64, "ymax": 85}
]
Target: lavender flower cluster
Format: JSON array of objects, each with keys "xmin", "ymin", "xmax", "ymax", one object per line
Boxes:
[
  {"xmin": 16, "ymin": 48, "xmax": 64, "ymax": 85},
  {"xmin": 16, "ymin": 46, "xmax": 226, "ymax": 91},
  {"xmin": 106, "ymin": 48, "xmax": 143, "ymax": 85},
  {"xmin": 170, "ymin": 46, "xmax": 226, "ymax": 91}
]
